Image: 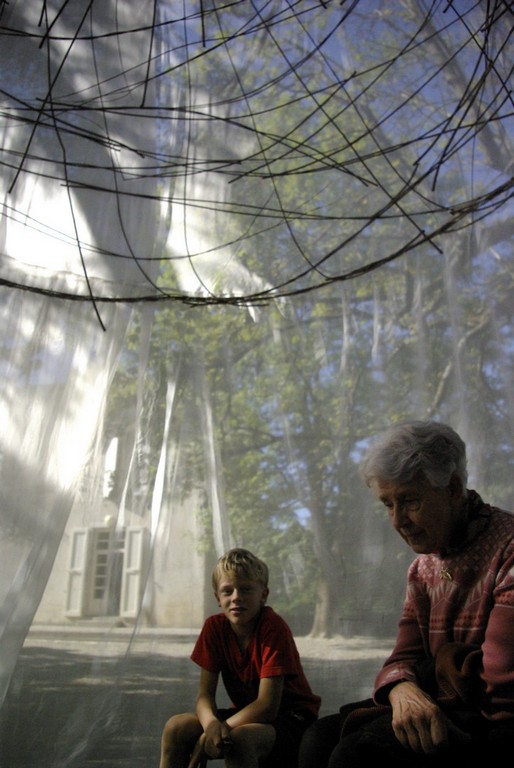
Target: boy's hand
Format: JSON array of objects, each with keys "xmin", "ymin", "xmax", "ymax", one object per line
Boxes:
[{"xmin": 203, "ymin": 720, "xmax": 233, "ymax": 757}]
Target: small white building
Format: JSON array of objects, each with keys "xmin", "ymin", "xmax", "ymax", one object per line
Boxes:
[{"xmin": 34, "ymin": 493, "xmax": 216, "ymax": 631}]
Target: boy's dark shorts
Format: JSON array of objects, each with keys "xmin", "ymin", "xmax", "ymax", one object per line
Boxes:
[{"xmin": 218, "ymin": 707, "xmax": 317, "ymax": 768}]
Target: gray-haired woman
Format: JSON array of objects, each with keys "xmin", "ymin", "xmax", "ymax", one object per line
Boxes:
[{"xmin": 299, "ymin": 420, "xmax": 514, "ymax": 768}]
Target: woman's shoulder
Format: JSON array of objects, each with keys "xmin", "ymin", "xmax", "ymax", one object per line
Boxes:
[
  {"xmin": 489, "ymin": 505, "xmax": 514, "ymax": 525},
  {"xmin": 483, "ymin": 505, "xmax": 514, "ymax": 547}
]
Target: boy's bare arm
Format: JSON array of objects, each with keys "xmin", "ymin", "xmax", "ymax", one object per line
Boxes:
[
  {"xmin": 225, "ymin": 676, "xmax": 285, "ymax": 728},
  {"xmin": 195, "ymin": 669, "xmax": 220, "ymax": 728},
  {"xmin": 195, "ymin": 669, "xmax": 232, "ymax": 758}
]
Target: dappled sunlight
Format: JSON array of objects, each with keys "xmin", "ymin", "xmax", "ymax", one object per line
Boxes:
[{"xmin": 0, "ymin": 2, "xmax": 512, "ymax": 765}]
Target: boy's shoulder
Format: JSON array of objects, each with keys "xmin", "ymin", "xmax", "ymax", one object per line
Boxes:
[{"xmin": 255, "ymin": 605, "xmax": 294, "ymax": 634}]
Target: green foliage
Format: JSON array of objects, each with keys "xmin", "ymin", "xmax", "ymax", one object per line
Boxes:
[{"xmin": 102, "ymin": 1, "xmax": 514, "ymax": 635}]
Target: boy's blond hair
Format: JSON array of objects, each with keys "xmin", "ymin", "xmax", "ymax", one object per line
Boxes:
[{"xmin": 212, "ymin": 548, "xmax": 269, "ymax": 591}]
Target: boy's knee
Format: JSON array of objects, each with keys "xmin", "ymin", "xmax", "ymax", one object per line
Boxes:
[
  {"xmin": 228, "ymin": 724, "xmax": 254, "ymax": 751},
  {"xmin": 229, "ymin": 723, "xmax": 275, "ymax": 760},
  {"xmin": 162, "ymin": 712, "xmax": 198, "ymax": 743},
  {"xmin": 162, "ymin": 714, "xmax": 181, "ymax": 737}
]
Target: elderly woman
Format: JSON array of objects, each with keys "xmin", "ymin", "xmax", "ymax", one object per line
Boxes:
[{"xmin": 299, "ymin": 419, "xmax": 514, "ymax": 768}]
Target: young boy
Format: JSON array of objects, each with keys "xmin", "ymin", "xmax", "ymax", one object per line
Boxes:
[{"xmin": 159, "ymin": 547, "xmax": 321, "ymax": 768}]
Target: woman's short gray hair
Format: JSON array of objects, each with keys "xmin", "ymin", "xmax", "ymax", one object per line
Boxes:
[{"xmin": 360, "ymin": 420, "xmax": 468, "ymax": 489}]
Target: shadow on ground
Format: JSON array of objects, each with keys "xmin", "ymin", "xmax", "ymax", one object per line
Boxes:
[{"xmin": 0, "ymin": 642, "xmax": 380, "ymax": 767}]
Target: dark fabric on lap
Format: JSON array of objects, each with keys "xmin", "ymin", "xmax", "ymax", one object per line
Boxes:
[
  {"xmin": 261, "ymin": 710, "xmax": 318, "ymax": 768},
  {"xmin": 327, "ymin": 715, "xmax": 514, "ymax": 768},
  {"xmin": 336, "ymin": 643, "xmax": 485, "ymax": 741},
  {"xmin": 298, "ymin": 713, "xmax": 341, "ymax": 768},
  {"xmin": 336, "ymin": 642, "xmax": 488, "ymax": 743},
  {"xmin": 338, "ymin": 697, "xmax": 389, "ymax": 738},
  {"xmin": 298, "ymin": 650, "xmax": 514, "ymax": 768}
]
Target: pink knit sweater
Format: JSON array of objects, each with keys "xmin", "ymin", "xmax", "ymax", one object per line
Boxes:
[{"xmin": 374, "ymin": 492, "xmax": 514, "ymax": 720}]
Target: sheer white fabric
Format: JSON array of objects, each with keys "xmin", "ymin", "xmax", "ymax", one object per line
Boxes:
[{"xmin": 0, "ymin": 2, "xmax": 512, "ymax": 766}]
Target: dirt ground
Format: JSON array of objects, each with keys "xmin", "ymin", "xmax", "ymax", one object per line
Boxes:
[{"xmin": 0, "ymin": 630, "xmax": 392, "ymax": 767}]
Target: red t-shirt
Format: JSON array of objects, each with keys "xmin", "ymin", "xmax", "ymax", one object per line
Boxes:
[{"xmin": 191, "ymin": 605, "xmax": 321, "ymax": 718}]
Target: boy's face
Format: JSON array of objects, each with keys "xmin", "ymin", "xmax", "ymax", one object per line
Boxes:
[{"xmin": 215, "ymin": 575, "xmax": 268, "ymax": 633}]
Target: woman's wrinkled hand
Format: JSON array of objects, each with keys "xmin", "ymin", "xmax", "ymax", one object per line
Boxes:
[{"xmin": 388, "ymin": 681, "xmax": 471, "ymax": 754}]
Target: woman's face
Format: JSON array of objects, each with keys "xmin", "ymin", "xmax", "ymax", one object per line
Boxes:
[{"xmin": 372, "ymin": 474, "xmax": 464, "ymax": 554}]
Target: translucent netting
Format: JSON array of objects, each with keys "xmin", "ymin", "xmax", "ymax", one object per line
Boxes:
[{"xmin": 0, "ymin": 2, "xmax": 513, "ymax": 766}]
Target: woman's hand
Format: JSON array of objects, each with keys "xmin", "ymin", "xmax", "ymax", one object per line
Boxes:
[{"xmin": 388, "ymin": 681, "xmax": 471, "ymax": 754}]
